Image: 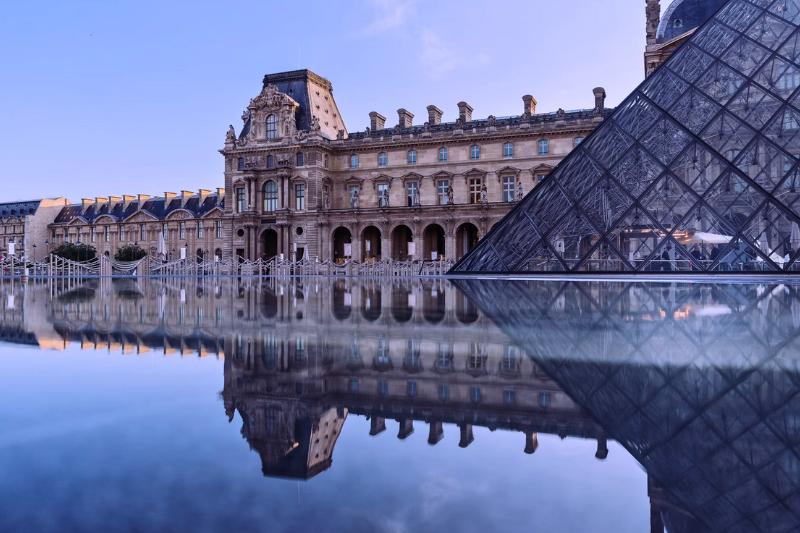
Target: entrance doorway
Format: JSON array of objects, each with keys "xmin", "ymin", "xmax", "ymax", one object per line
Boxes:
[
  {"xmin": 391, "ymin": 225, "xmax": 414, "ymax": 260},
  {"xmin": 332, "ymin": 227, "xmax": 353, "ymax": 263},
  {"xmin": 261, "ymin": 229, "xmax": 278, "ymax": 260},
  {"xmin": 362, "ymin": 226, "xmax": 382, "ymax": 261},
  {"xmin": 423, "ymin": 224, "xmax": 446, "ymax": 261}
]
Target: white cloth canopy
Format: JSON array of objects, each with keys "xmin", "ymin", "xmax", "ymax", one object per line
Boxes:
[{"xmin": 690, "ymin": 232, "xmax": 732, "ymax": 244}]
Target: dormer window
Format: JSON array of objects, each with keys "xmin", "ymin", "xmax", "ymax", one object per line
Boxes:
[
  {"xmin": 378, "ymin": 152, "xmax": 388, "ymax": 167},
  {"xmin": 266, "ymin": 114, "xmax": 278, "ymax": 139}
]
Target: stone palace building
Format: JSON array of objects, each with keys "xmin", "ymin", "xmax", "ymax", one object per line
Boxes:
[{"xmin": 222, "ymin": 70, "xmax": 610, "ymax": 263}]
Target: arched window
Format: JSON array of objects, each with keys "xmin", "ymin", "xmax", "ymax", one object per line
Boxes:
[
  {"xmin": 296, "ymin": 152, "xmax": 305, "ymax": 166},
  {"xmin": 263, "ymin": 180, "xmax": 278, "ymax": 212},
  {"xmin": 266, "ymin": 155, "xmax": 274, "ymax": 168},
  {"xmin": 350, "ymin": 153, "xmax": 359, "ymax": 169},
  {"xmin": 378, "ymin": 151, "xmax": 388, "ymax": 167},
  {"xmin": 470, "ymin": 145, "xmax": 481, "ymax": 160},
  {"xmin": 407, "ymin": 149, "xmax": 417, "ymax": 165},
  {"xmin": 266, "ymin": 114, "xmax": 277, "ymax": 139},
  {"xmin": 438, "ymin": 146, "xmax": 448, "ymax": 162},
  {"xmin": 538, "ymin": 139, "xmax": 550, "ymax": 155},
  {"xmin": 503, "ymin": 142, "xmax": 513, "ymax": 158}
]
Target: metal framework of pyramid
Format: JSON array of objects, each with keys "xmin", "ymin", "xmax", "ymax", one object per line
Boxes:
[{"xmin": 453, "ymin": 0, "xmax": 800, "ymax": 274}]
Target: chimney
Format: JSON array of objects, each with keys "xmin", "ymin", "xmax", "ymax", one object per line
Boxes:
[
  {"xmin": 198, "ymin": 189, "xmax": 211, "ymax": 201},
  {"xmin": 369, "ymin": 111, "xmax": 386, "ymax": 131},
  {"xmin": 646, "ymin": 0, "xmax": 661, "ymax": 46},
  {"xmin": 397, "ymin": 108, "xmax": 414, "ymax": 129},
  {"xmin": 122, "ymin": 195, "xmax": 136, "ymax": 205},
  {"xmin": 164, "ymin": 192, "xmax": 177, "ymax": 200},
  {"xmin": 523, "ymin": 95, "xmax": 537, "ymax": 116},
  {"xmin": 137, "ymin": 194, "xmax": 151, "ymax": 204},
  {"xmin": 216, "ymin": 187, "xmax": 225, "ymax": 198},
  {"xmin": 108, "ymin": 195, "xmax": 122, "ymax": 205},
  {"xmin": 457, "ymin": 101, "xmax": 473, "ymax": 123},
  {"xmin": 181, "ymin": 190, "xmax": 194, "ymax": 202},
  {"xmin": 94, "ymin": 196, "xmax": 108, "ymax": 204},
  {"xmin": 594, "ymin": 87, "xmax": 607, "ymax": 112},
  {"xmin": 427, "ymin": 105, "xmax": 443, "ymax": 125},
  {"xmin": 81, "ymin": 198, "xmax": 93, "ymax": 208}
]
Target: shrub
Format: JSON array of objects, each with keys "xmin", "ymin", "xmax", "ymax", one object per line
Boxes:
[
  {"xmin": 52, "ymin": 243, "xmax": 97, "ymax": 262},
  {"xmin": 114, "ymin": 244, "xmax": 147, "ymax": 262}
]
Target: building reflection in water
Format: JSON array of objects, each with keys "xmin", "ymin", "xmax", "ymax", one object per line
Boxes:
[{"xmin": 1, "ymin": 277, "xmax": 799, "ymax": 532}]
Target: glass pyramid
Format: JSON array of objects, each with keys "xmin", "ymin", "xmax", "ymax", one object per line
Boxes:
[{"xmin": 453, "ymin": 0, "xmax": 800, "ymax": 274}]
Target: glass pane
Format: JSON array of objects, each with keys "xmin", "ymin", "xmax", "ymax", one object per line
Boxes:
[{"xmin": 669, "ymin": 87, "xmax": 722, "ymax": 135}]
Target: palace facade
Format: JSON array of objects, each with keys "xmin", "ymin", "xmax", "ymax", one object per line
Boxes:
[
  {"xmin": 47, "ymin": 190, "xmax": 226, "ymax": 261},
  {"xmin": 0, "ymin": 198, "xmax": 68, "ymax": 262},
  {"xmin": 222, "ymin": 70, "xmax": 611, "ymax": 263}
]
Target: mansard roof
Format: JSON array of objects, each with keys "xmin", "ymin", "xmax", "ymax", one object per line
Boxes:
[
  {"xmin": 53, "ymin": 192, "xmax": 224, "ymax": 225},
  {"xmin": 0, "ymin": 200, "xmax": 40, "ymax": 217},
  {"xmin": 346, "ymin": 108, "xmax": 609, "ymax": 143},
  {"xmin": 657, "ymin": 0, "xmax": 728, "ymax": 43}
]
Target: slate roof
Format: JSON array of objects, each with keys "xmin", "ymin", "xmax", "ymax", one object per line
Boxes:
[
  {"xmin": 0, "ymin": 200, "xmax": 40, "ymax": 218},
  {"xmin": 53, "ymin": 193, "xmax": 224, "ymax": 225}
]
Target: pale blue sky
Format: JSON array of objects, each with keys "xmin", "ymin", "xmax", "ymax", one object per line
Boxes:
[{"xmin": 0, "ymin": 0, "xmax": 653, "ymax": 201}]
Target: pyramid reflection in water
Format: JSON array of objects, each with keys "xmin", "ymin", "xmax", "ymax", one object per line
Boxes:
[{"xmin": 453, "ymin": 0, "xmax": 800, "ymax": 274}]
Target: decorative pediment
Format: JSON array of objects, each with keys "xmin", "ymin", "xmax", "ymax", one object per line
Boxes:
[
  {"xmin": 93, "ymin": 214, "xmax": 116, "ymax": 224},
  {"xmin": 345, "ymin": 176, "xmax": 364, "ymax": 187},
  {"xmin": 166, "ymin": 209, "xmax": 194, "ymax": 221},
  {"xmin": 401, "ymin": 172, "xmax": 424, "ymax": 184},
  {"xmin": 372, "ymin": 174, "xmax": 394, "ymax": 191},
  {"xmin": 464, "ymin": 167, "xmax": 488, "ymax": 177},
  {"xmin": 67, "ymin": 216, "xmax": 89, "ymax": 226},
  {"xmin": 201, "ymin": 207, "xmax": 223, "ymax": 219},
  {"xmin": 432, "ymin": 170, "xmax": 454, "ymax": 180},
  {"xmin": 497, "ymin": 166, "xmax": 521, "ymax": 176},
  {"xmin": 123, "ymin": 210, "xmax": 159, "ymax": 223},
  {"xmin": 533, "ymin": 163, "xmax": 554, "ymax": 173}
]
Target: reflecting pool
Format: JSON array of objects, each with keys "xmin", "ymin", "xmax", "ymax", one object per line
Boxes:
[{"xmin": 0, "ymin": 278, "xmax": 797, "ymax": 532}]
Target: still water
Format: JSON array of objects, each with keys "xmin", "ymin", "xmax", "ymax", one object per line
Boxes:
[{"xmin": 0, "ymin": 278, "xmax": 797, "ymax": 532}]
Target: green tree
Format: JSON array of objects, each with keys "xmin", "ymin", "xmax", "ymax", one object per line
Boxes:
[
  {"xmin": 52, "ymin": 243, "xmax": 97, "ymax": 262},
  {"xmin": 114, "ymin": 244, "xmax": 147, "ymax": 262}
]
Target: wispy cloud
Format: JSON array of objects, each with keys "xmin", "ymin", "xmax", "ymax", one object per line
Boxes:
[
  {"xmin": 419, "ymin": 28, "xmax": 490, "ymax": 80},
  {"xmin": 362, "ymin": 0, "xmax": 416, "ymax": 35}
]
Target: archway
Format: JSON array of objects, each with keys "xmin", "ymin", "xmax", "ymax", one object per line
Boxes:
[
  {"xmin": 196, "ymin": 249, "xmax": 204, "ymax": 263},
  {"xmin": 391, "ymin": 225, "xmax": 414, "ymax": 261},
  {"xmin": 456, "ymin": 223, "xmax": 480, "ymax": 259},
  {"xmin": 423, "ymin": 224, "xmax": 446, "ymax": 261},
  {"xmin": 260, "ymin": 229, "xmax": 278, "ymax": 260},
  {"xmin": 332, "ymin": 227, "xmax": 352, "ymax": 263},
  {"xmin": 391, "ymin": 286, "xmax": 413, "ymax": 322},
  {"xmin": 362, "ymin": 226, "xmax": 382, "ymax": 261}
]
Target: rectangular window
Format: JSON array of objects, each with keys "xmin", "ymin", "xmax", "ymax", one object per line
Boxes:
[
  {"xmin": 119, "ymin": 226, "xmax": 125, "ymax": 242},
  {"xmin": 235, "ymin": 187, "xmax": 246, "ymax": 213},
  {"xmin": 197, "ymin": 223, "xmax": 204, "ymax": 239},
  {"xmin": 437, "ymin": 179, "xmax": 450, "ymax": 205},
  {"xmin": 469, "ymin": 178, "xmax": 482, "ymax": 204},
  {"xmin": 377, "ymin": 183, "xmax": 389, "ymax": 207},
  {"xmin": 406, "ymin": 181, "xmax": 419, "ymax": 207},
  {"xmin": 349, "ymin": 185, "xmax": 360, "ymax": 208},
  {"xmin": 215, "ymin": 221, "xmax": 223, "ymax": 239},
  {"xmin": 295, "ymin": 183, "xmax": 305, "ymax": 211},
  {"xmin": 502, "ymin": 176, "xmax": 516, "ymax": 202},
  {"xmin": 178, "ymin": 222, "xmax": 186, "ymax": 240},
  {"xmin": 538, "ymin": 139, "xmax": 550, "ymax": 155},
  {"xmin": 104, "ymin": 226, "xmax": 109, "ymax": 242},
  {"xmin": 91, "ymin": 229, "xmax": 96, "ymax": 243},
  {"xmin": 140, "ymin": 224, "xmax": 146, "ymax": 241}
]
